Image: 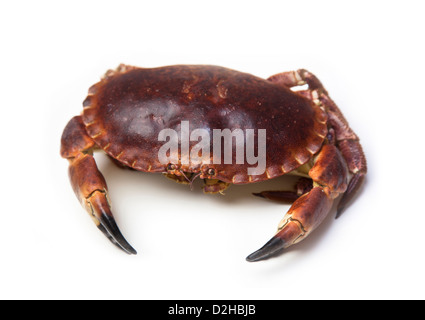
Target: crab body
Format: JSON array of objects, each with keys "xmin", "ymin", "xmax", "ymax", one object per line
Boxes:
[
  {"xmin": 60, "ymin": 64, "xmax": 367, "ymax": 261},
  {"xmin": 81, "ymin": 65, "xmax": 327, "ymax": 183}
]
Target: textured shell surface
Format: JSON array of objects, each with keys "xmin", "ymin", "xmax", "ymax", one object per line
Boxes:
[{"xmin": 82, "ymin": 65, "xmax": 327, "ymax": 184}]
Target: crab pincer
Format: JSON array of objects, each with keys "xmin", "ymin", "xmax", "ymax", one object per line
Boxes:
[
  {"xmin": 61, "ymin": 116, "xmax": 136, "ymax": 254},
  {"xmin": 247, "ymin": 69, "xmax": 367, "ymax": 261},
  {"xmin": 247, "ymin": 145, "xmax": 348, "ymax": 261}
]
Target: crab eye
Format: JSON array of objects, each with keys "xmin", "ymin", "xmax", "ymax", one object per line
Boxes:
[
  {"xmin": 167, "ymin": 163, "xmax": 177, "ymax": 171},
  {"xmin": 207, "ymin": 168, "xmax": 216, "ymax": 176}
]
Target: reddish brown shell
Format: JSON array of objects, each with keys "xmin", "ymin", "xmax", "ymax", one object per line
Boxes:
[{"xmin": 82, "ymin": 65, "xmax": 327, "ymax": 184}]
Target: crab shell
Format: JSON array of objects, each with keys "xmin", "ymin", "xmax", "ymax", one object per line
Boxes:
[{"xmin": 81, "ymin": 64, "xmax": 328, "ymax": 183}]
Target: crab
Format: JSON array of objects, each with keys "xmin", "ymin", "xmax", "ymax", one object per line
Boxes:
[{"xmin": 60, "ymin": 64, "xmax": 367, "ymax": 261}]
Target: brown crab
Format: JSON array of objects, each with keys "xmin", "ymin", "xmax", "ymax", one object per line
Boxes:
[{"xmin": 60, "ymin": 64, "xmax": 366, "ymax": 261}]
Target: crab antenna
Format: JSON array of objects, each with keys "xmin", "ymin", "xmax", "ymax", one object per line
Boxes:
[
  {"xmin": 179, "ymin": 170, "xmax": 195, "ymax": 190},
  {"xmin": 189, "ymin": 171, "xmax": 202, "ymax": 190}
]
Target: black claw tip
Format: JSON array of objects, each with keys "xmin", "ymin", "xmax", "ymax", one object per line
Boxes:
[
  {"xmin": 246, "ymin": 236, "xmax": 285, "ymax": 262},
  {"xmin": 335, "ymin": 207, "xmax": 345, "ymax": 219},
  {"xmin": 98, "ymin": 214, "xmax": 137, "ymax": 255}
]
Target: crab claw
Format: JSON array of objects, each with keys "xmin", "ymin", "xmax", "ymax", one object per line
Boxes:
[
  {"xmin": 247, "ymin": 187, "xmax": 333, "ymax": 262},
  {"xmin": 68, "ymin": 154, "xmax": 137, "ymax": 255},
  {"xmin": 61, "ymin": 116, "xmax": 136, "ymax": 255},
  {"xmin": 247, "ymin": 144, "xmax": 349, "ymax": 262},
  {"xmin": 87, "ymin": 190, "xmax": 137, "ymax": 255}
]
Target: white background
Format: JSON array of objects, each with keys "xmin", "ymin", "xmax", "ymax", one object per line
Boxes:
[{"xmin": 1, "ymin": 1, "xmax": 424, "ymax": 300}]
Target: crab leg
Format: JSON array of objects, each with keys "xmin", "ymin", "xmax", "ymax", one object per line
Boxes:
[
  {"xmin": 61, "ymin": 116, "xmax": 137, "ymax": 254},
  {"xmin": 253, "ymin": 178, "xmax": 313, "ymax": 204},
  {"xmin": 268, "ymin": 69, "xmax": 367, "ymax": 217},
  {"xmin": 303, "ymin": 88, "xmax": 367, "ymax": 217},
  {"xmin": 247, "ymin": 144, "xmax": 348, "ymax": 262}
]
